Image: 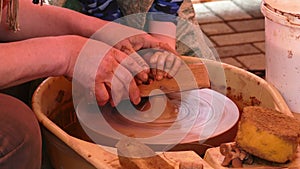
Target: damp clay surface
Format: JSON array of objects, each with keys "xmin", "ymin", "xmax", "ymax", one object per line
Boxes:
[{"xmin": 73, "ymin": 89, "xmax": 239, "ymax": 146}]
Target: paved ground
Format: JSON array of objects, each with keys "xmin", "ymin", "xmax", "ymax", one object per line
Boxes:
[{"xmin": 192, "ymin": 0, "xmax": 266, "ymax": 77}]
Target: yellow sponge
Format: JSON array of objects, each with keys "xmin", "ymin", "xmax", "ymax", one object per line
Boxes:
[{"xmin": 235, "ymin": 106, "xmax": 300, "ymax": 163}]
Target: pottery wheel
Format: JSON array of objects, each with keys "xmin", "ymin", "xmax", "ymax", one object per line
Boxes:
[{"xmin": 76, "ymin": 89, "xmax": 239, "ymax": 146}]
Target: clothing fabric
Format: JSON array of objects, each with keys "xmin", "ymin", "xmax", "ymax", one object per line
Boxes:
[
  {"xmin": 80, "ymin": 0, "xmax": 213, "ymax": 58},
  {"xmin": 80, "ymin": 0, "xmax": 183, "ymax": 22},
  {"xmin": 148, "ymin": 0, "xmax": 183, "ymax": 23},
  {"xmin": 0, "ymin": 93, "xmax": 42, "ymax": 169}
]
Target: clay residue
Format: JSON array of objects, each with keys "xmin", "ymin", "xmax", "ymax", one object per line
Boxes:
[
  {"xmin": 226, "ymin": 87, "xmax": 261, "ymax": 112},
  {"xmin": 242, "ymin": 106, "xmax": 300, "ymax": 142},
  {"xmin": 288, "ymin": 50, "xmax": 293, "ymax": 59}
]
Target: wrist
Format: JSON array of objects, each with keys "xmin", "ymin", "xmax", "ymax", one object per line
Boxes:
[
  {"xmin": 63, "ymin": 36, "xmax": 88, "ymax": 78},
  {"xmin": 148, "ymin": 21, "xmax": 176, "ymax": 39},
  {"xmin": 148, "ymin": 21, "xmax": 177, "ymax": 50},
  {"xmin": 92, "ymin": 22, "xmax": 147, "ymax": 46}
]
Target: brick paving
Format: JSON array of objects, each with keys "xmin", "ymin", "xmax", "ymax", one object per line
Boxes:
[{"xmin": 192, "ymin": 0, "xmax": 266, "ymax": 73}]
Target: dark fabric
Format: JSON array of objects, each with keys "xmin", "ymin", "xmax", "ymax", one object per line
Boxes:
[
  {"xmin": 80, "ymin": 0, "xmax": 123, "ymax": 21},
  {"xmin": 80, "ymin": 0, "xmax": 183, "ymax": 22},
  {"xmin": 151, "ymin": 0, "xmax": 183, "ymax": 15},
  {"xmin": 0, "ymin": 93, "xmax": 42, "ymax": 169}
]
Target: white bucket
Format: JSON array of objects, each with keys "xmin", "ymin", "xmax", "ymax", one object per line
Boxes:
[{"xmin": 261, "ymin": 0, "xmax": 300, "ymax": 113}]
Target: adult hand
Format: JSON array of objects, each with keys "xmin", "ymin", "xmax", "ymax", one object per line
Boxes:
[
  {"xmin": 114, "ymin": 33, "xmax": 178, "ymax": 56},
  {"xmin": 114, "ymin": 34, "xmax": 182, "ymax": 82},
  {"xmin": 96, "ymin": 49, "xmax": 149, "ymax": 106},
  {"xmin": 93, "ymin": 22, "xmax": 178, "ymax": 55},
  {"xmin": 67, "ymin": 38, "xmax": 150, "ymax": 107}
]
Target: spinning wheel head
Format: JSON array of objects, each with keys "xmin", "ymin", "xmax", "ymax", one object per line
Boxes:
[{"xmin": 76, "ymin": 89, "xmax": 239, "ymax": 149}]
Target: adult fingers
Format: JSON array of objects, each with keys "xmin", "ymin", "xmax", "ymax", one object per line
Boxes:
[
  {"xmin": 157, "ymin": 42, "xmax": 179, "ymax": 56},
  {"xmin": 115, "ymin": 39, "xmax": 149, "ymax": 73},
  {"xmin": 116, "ymin": 38, "xmax": 143, "ymax": 53},
  {"xmin": 129, "ymin": 52, "xmax": 150, "ymax": 75},
  {"xmin": 109, "ymin": 76, "xmax": 128, "ymax": 107},
  {"xmin": 113, "ymin": 64, "xmax": 141, "ymax": 105},
  {"xmin": 115, "ymin": 39, "xmax": 132, "ymax": 54},
  {"xmin": 135, "ymin": 77, "xmax": 143, "ymax": 85},
  {"xmin": 111, "ymin": 48, "xmax": 149, "ymax": 82},
  {"xmin": 94, "ymin": 53, "xmax": 141, "ymax": 106},
  {"xmin": 150, "ymin": 40, "xmax": 179, "ymax": 56},
  {"xmin": 135, "ymin": 34, "xmax": 178, "ymax": 55},
  {"xmin": 94, "ymin": 82, "xmax": 110, "ymax": 106}
]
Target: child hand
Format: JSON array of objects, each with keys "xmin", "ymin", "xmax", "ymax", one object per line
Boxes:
[{"xmin": 143, "ymin": 50, "xmax": 182, "ymax": 81}]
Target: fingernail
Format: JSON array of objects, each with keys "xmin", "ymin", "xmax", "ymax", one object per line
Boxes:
[
  {"xmin": 156, "ymin": 75, "xmax": 163, "ymax": 80},
  {"xmin": 143, "ymin": 73, "xmax": 148, "ymax": 81},
  {"xmin": 110, "ymin": 101, "xmax": 116, "ymax": 107},
  {"xmin": 164, "ymin": 73, "xmax": 168, "ymax": 77},
  {"xmin": 134, "ymin": 97, "xmax": 141, "ymax": 105},
  {"xmin": 144, "ymin": 68, "xmax": 150, "ymax": 73},
  {"xmin": 137, "ymin": 80, "xmax": 142, "ymax": 85}
]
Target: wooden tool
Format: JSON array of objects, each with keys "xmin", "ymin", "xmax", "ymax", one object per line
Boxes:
[
  {"xmin": 138, "ymin": 62, "xmax": 210, "ymax": 97},
  {"xmin": 116, "ymin": 137, "xmax": 205, "ymax": 169},
  {"xmin": 66, "ymin": 135, "xmax": 213, "ymax": 169},
  {"xmin": 116, "ymin": 137, "xmax": 176, "ymax": 169}
]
